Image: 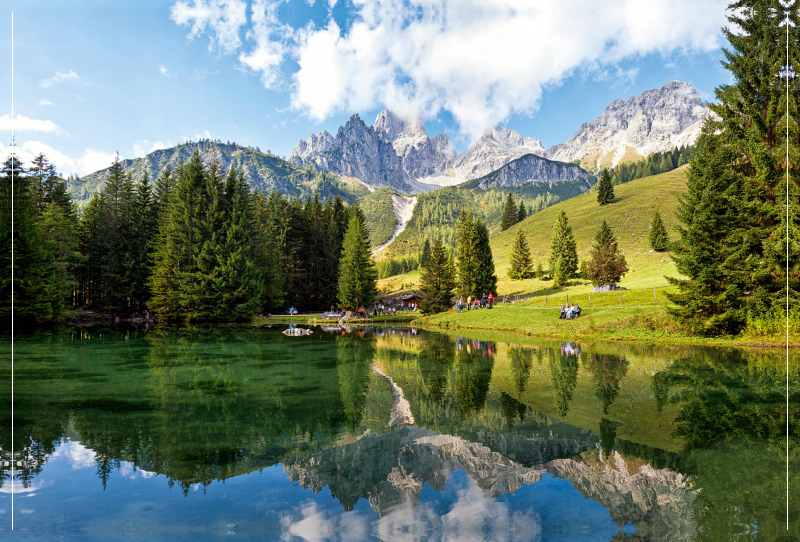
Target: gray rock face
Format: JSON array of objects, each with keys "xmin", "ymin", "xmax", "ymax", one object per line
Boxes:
[
  {"xmin": 290, "ymin": 111, "xmax": 454, "ymax": 194},
  {"xmin": 475, "ymin": 154, "xmax": 591, "ymax": 191},
  {"xmin": 545, "ymin": 81, "xmax": 709, "ymax": 170},
  {"xmin": 450, "ymin": 126, "xmax": 546, "ymax": 182},
  {"xmin": 290, "ymin": 111, "xmax": 554, "ymax": 193}
]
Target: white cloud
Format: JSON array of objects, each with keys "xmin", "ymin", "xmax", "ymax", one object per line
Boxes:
[
  {"xmin": 171, "ymin": 0, "xmax": 727, "ymax": 140},
  {"xmin": 0, "ymin": 479, "xmax": 47, "ymax": 495},
  {"xmin": 38, "ymin": 99, "xmax": 53, "ymax": 106},
  {"xmin": 50, "ymin": 440, "xmax": 97, "ymax": 470},
  {"xmin": 40, "ymin": 70, "xmax": 79, "ymax": 87},
  {"xmin": 194, "ymin": 129, "xmax": 212, "ymax": 139},
  {"xmin": 0, "ymin": 141, "xmax": 117, "ymax": 176},
  {"xmin": 0, "ymin": 114, "xmax": 62, "ymax": 134},
  {"xmin": 133, "ymin": 139, "xmax": 170, "ymax": 157},
  {"xmin": 160, "ymin": 65, "xmax": 171, "ymax": 77},
  {"xmin": 170, "ymin": 0, "xmax": 249, "ymax": 54},
  {"xmin": 237, "ymin": 0, "xmax": 287, "ymax": 88}
]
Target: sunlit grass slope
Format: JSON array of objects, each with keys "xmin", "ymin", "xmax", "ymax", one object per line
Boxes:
[{"xmin": 378, "ymin": 165, "xmax": 689, "ymax": 298}]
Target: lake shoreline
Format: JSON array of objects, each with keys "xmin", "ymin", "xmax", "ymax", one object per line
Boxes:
[{"xmin": 411, "ymin": 304, "xmax": 796, "ymax": 350}]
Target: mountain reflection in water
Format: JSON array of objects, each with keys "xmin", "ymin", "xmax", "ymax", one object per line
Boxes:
[{"xmin": 0, "ymin": 326, "xmax": 797, "ymax": 541}]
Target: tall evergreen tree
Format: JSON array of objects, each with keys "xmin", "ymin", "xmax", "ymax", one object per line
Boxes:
[
  {"xmin": 420, "ymin": 238, "xmax": 431, "ymax": 268},
  {"xmin": 593, "ymin": 220, "xmax": 617, "ymax": 251},
  {"xmin": 508, "ymin": 229, "xmax": 533, "ymax": 280},
  {"xmin": 667, "ymin": 0, "xmax": 799, "ymax": 333},
  {"xmin": 648, "ymin": 210, "xmax": 669, "ymax": 252},
  {"xmin": 596, "ymin": 168, "xmax": 615, "ymax": 204},
  {"xmin": 418, "ymin": 238, "xmax": 456, "ymax": 314},
  {"xmin": 500, "ymin": 192, "xmax": 518, "ymax": 231},
  {"xmin": 456, "ymin": 211, "xmax": 479, "ymax": 297},
  {"xmin": 587, "ymin": 221, "xmax": 627, "ymax": 287},
  {"xmin": 0, "ymin": 156, "xmax": 66, "ymax": 327},
  {"xmin": 549, "ymin": 210, "xmax": 578, "ymax": 286},
  {"xmin": 338, "ymin": 206, "xmax": 377, "ymax": 310},
  {"xmin": 473, "ymin": 219, "xmax": 498, "ymax": 295},
  {"xmin": 517, "ymin": 200, "xmax": 527, "ymax": 223}
]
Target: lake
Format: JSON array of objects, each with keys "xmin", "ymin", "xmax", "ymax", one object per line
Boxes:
[{"xmin": 1, "ymin": 325, "xmax": 798, "ymax": 541}]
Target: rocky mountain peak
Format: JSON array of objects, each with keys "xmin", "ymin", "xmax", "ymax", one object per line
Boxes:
[
  {"xmin": 373, "ymin": 109, "xmax": 426, "ymax": 143},
  {"xmin": 545, "ymin": 81, "xmax": 708, "ymax": 170}
]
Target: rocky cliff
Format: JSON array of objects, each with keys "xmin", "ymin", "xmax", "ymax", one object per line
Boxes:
[
  {"xmin": 545, "ymin": 81, "xmax": 708, "ymax": 171},
  {"xmin": 473, "ymin": 153, "xmax": 591, "ymax": 191},
  {"xmin": 291, "ymin": 111, "xmax": 560, "ymax": 194}
]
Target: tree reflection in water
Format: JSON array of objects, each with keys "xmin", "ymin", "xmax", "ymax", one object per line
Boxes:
[{"xmin": 1, "ymin": 327, "xmax": 797, "ymax": 541}]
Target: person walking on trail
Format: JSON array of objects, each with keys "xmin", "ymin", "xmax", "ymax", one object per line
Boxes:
[
  {"xmin": 467, "ymin": 296, "xmax": 472, "ymax": 311},
  {"xmin": 488, "ymin": 293, "xmax": 494, "ymax": 309}
]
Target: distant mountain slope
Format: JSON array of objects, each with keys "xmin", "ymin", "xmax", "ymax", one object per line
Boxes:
[
  {"xmin": 470, "ymin": 153, "xmax": 590, "ymax": 191},
  {"xmin": 67, "ymin": 140, "xmax": 370, "ymax": 209},
  {"xmin": 358, "ymin": 187, "xmax": 401, "ymax": 249},
  {"xmin": 545, "ymin": 82, "xmax": 708, "ymax": 172}
]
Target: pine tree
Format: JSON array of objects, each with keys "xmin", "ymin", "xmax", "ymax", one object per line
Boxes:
[
  {"xmin": 0, "ymin": 156, "xmax": 66, "ymax": 327},
  {"xmin": 587, "ymin": 221, "xmax": 627, "ymax": 286},
  {"xmin": 338, "ymin": 206, "xmax": 377, "ymax": 311},
  {"xmin": 420, "ymin": 238, "xmax": 431, "ymax": 268},
  {"xmin": 535, "ymin": 261, "xmax": 544, "ymax": 279},
  {"xmin": 549, "ymin": 210, "xmax": 578, "ymax": 286},
  {"xmin": 596, "ymin": 169, "xmax": 614, "ymax": 204},
  {"xmin": 508, "ymin": 229, "xmax": 533, "ymax": 280},
  {"xmin": 648, "ymin": 210, "xmax": 669, "ymax": 252},
  {"xmin": 667, "ymin": 0, "xmax": 799, "ymax": 333},
  {"xmin": 500, "ymin": 192, "xmax": 518, "ymax": 231},
  {"xmin": 456, "ymin": 210, "xmax": 479, "ymax": 296},
  {"xmin": 418, "ymin": 238, "xmax": 456, "ymax": 314},
  {"xmin": 593, "ymin": 220, "xmax": 617, "ymax": 251},
  {"xmin": 473, "ymin": 219, "xmax": 498, "ymax": 295},
  {"xmin": 517, "ymin": 201, "xmax": 527, "ymax": 223}
]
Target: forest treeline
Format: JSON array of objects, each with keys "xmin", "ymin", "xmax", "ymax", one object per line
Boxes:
[{"xmin": 1, "ymin": 151, "xmax": 374, "ymax": 327}]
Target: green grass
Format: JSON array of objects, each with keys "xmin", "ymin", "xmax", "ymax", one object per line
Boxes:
[
  {"xmin": 379, "ymin": 166, "xmax": 688, "ymax": 298},
  {"xmin": 358, "ymin": 187, "xmax": 399, "ymax": 249}
]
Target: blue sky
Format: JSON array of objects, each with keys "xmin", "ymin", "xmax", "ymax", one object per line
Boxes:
[{"xmin": 1, "ymin": 0, "xmax": 731, "ymax": 176}]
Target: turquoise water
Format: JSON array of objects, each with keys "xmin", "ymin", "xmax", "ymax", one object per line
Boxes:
[{"xmin": 1, "ymin": 325, "xmax": 797, "ymax": 541}]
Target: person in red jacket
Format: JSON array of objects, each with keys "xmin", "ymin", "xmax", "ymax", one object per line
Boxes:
[{"xmin": 488, "ymin": 292, "xmax": 494, "ymax": 308}]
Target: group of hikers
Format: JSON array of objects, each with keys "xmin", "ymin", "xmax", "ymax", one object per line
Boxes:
[
  {"xmin": 559, "ymin": 303, "xmax": 582, "ymax": 319},
  {"xmin": 455, "ymin": 293, "xmax": 494, "ymax": 312}
]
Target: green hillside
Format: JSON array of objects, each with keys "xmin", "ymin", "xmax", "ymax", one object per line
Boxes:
[
  {"xmin": 378, "ymin": 165, "xmax": 689, "ymax": 297},
  {"xmin": 67, "ymin": 140, "xmax": 370, "ymax": 210},
  {"xmin": 357, "ymin": 187, "xmax": 399, "ymax": 249},
  {"xmin": 380, "ymin": 177, "xmax": 587, "ymax": 260}
]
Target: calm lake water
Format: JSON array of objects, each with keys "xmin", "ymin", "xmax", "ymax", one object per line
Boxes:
[{"xmin": 1, "ymin": 325, "xmax": 798, "ymax": 541}]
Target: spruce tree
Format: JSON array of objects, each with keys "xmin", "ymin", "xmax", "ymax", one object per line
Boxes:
[
  {"xmin": 517, "ymin": 201, "xmax": 527, "ymax": 223},
  {"xmin": 535, "ymin": 261, "xmax": 544, "ymax": 279},
  {"xmin": 667, "ymin": 0, "xmax": 799, "ymax": 333},
  {"xmin": 418, "ymin": 238, "xmax": 456, "ymax": 314},
  {"xmin": 587, "ymin": 220, "xmax": 627, "ymax": 287},
  {"xmin": 420, "ymin": 238, "xmax": 431, "ymax": 268},
  {"xmin": 648, "ymin": 210, "xmax": 669, "ymax": 252},
  {"xmin": 456, "ymin": 210, "xmax": 479, "ymax": 296},
  {"xmin": 596, "ymin": 169, "xmax": 614, "ymax": 204},
  {"xmin": 0, "ymin": 156, "xmax": 66, "ymax": 327},
  {"xmin": 593, "ymin": 220, "xmax": 617, "ymax": 251},
  {"xmin": 501, "ymin": 192, "xmax": 518, "ymax": 231},
  {"xmin": 549, "ymin": 210, "xmax": 578, "ymax": 286},
  {"xmin": 508, "ymin": 229, "xmax": 533, "ymax": 280},
  {"xmin": 473, "ymin": 219, "xmax": 498, "ymax": 295},
  {"xmin": 338, "ymin": 206, "xmax": 377, "ymax": 311}
]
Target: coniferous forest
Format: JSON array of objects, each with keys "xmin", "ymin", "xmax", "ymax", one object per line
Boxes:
[{"xmin": 1, "ymin": 150, "xmax": 371, "ymax": 327}]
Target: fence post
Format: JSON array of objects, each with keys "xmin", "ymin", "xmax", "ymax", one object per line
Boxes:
[
  {"xmin": 545, "ymin": 296, "xmax": 547, "ymax": 305},
  {"xmin": 589, "ymin": 294, "xmax": 591, "ymax": 305},
  {"xmin": 653, "ymin": 287, "xmax": 657, "ymax": 301},
  {"xmin": 618, "ymin": 292, "xmax": 622, "ymax": 304},
  {"xmin": 566, "ymin": 294, "xmax": 569, "ymax": 304}
]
